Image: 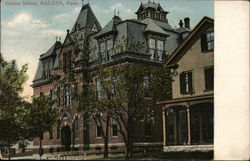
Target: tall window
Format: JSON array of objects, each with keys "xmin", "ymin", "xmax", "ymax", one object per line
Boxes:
[
  {"xmin": 100, "ymin": 39, "xmax": 113, "ymax": 62},
  {"xmin": 57, "ymin": 87, "xmax": 61, "ymax": 106},
  {"xmin": 63, "ymin": 51, "xmax": 72, "ymax": 72},
  {"xmin": 180, "ymin": 71, "xmax": 193, "ymax": 94},
  {"xmin": 43, "ymin": 60, "xmax": 52, "ymax": 79},
  {"xmin": 100, "ymin": 42, "xmax": 106, "ymax": 62},
  {"xmin": 149, "ymin": 38, "xmax": 156, "ymax": 60},
  {"xmin": 149, "ymin": 38, "xmax": 164, "ymax": 61},
  {"xmin": 106, "ymin": 39, "xmax": 113, "ymax": 61},
  {"xmin": 65, "ymin": 85, "xmax": 72, "ymax": 106},
  {"xmin": 112, "ymin": 118, "xmax": 118, "ymax": 137},
  {"xmin": 201, "ymin": 30, "xmax": 214, "ymax": 52},
  {"xmin": 96, "ymin": 115, "xmax": 102, "ymax": 138},
  {"xmin": 204, "ymin": 67, "xmax": 214, "ymax": 91},
  {"xmin": 158, "ymin": 40, "xmax": 164, "ymax": 61},
  {"xmin": 75, "ymin": 117, "xmax": 80, "ymax": 138}
]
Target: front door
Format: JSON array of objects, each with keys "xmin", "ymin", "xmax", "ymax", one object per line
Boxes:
[{"xmin": 61, "ymin": 126, "xmax": 71, "ymax": 151}]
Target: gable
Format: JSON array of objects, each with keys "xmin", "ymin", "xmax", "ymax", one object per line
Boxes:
[{"xmin": 165, "ymin": 17, "xmax": 214, "ymax": 66}]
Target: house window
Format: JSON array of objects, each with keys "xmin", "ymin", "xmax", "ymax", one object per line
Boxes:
[
  {"xmin": 204, "ymin": 67, "xmax": 214, "ymax": 91},
  {"xmin": 112, "ymin": 118, "xmax": 118, "ymax": 137},
  {"xmin": 43, "ymin": 60, "xmax": 52, "ymax": 79},
  {"xmin": 143, "ymin": 75, "xmax": 150, "ymax": 97},
  {"xmin": 201, "ymin": 30, "xmax": 214, "ymax": 52},
  {"xmin": 65, "ymin": 85, "xmax": 72, "ymax": 106},
  {"xmin": 75, "ymin": 117, "xmax": 80, "ymax": 138},
  {"xmin": 100, "ymin": 39, "xmax": 113, "ymax": 62},
  {"xmin": 107, "ymin": 39, "xmax": 113, "ymax": 62},
  {"xmin": 145, "ymin": 121, "xmax": 152, "ymax": 136},
  {"xmin": 49, "ymin": 131, "xmax": 53, "ymax": 140},
  {"xmin": 149, "ymin": 38, "xmax": 165, "ymax": 61},
  {"xmin": 158, "ymin": 40, "xmax": 164, "ymax": 61},
  {"xmin": 149, "ymin": 39, "xmax": 156, "ymax": 60},
  {"xmin": 63, "ymin": 51, "xmax": 72, "ymax": 72},
  {"xmin": 180, "ymin": 71, "xmax": 193, "ymax": 94},
  {"xmin": 96, "ymin": 116, "xmax": 102, "ymax": 138}
]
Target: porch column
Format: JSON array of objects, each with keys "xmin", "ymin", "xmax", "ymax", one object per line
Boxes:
[
  {"xmin": 162, "ymin": 109, "xmax": 167, "ymax": 146},
  {"xmin": 186, "ymin": 106, "xmax": 191, "ymax": 145}
]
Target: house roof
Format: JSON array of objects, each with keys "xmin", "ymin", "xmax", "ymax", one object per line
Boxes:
[
  {"xmin": 164, "ymin": 16, "xmax": 214, "ymax": 67},
  {"xmin": 70, "ymin": 3, "xmax": 102, "ymax": 33},
  {"xmin": 95, "ymin": 16, "xmax": 122, "ymax": 38},
  {"xmin": 40, "ymin": 41, "xmax": 62, "ymax": 59},
  {"xmin": 142, "ymin": 18, "xmax": 169, "ymax": 36},
  {"xmin": 152, "ymin": 19, "xmax": 174, "ymax": 32},
  {"xmin": 33, "ymin": 60, "xmax": 43, "ymax": 81},
  {"xmin": 175, "ymin": 27, "xmax": 191, "ymax": 33}
]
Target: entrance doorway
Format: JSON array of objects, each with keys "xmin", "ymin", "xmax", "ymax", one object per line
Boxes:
[{"xmin": 61, "ymin": 126, "xmax": 71, "ymax": 151}]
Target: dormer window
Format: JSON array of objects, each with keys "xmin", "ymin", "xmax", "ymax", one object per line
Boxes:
[
  {"xmin": 99, "ymin": 39, "xmax": 113, "ymax": 62},
  {"xmin": 42, "ymin": 59, "xmax": 52, "ymax": 79},
  {"xmin": 63, "ymin": 50, "xmax": 72, "ymax": 72},
  {"xmin": 149, "ymin": 38, "xmax": 165, "ymax": 61}
]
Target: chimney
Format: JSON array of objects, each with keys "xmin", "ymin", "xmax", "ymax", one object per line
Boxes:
[
  {"xmin": 179, "ymin": 20, "xmax": 183, "ymax": 28},
  {"xmin": 67, "ymin": 29, "xmax": 69, "ymax": 34},
  {"xmin": 184, "ymin": 17, "xmax": 190, "ymax": 29}
]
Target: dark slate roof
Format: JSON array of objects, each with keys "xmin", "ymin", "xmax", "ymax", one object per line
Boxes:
[
  {"xmin": 152, "ymin": 19, "xmax": 174, "ymax": 31},
  {"xmin": 95, "ymin": 16, "xmax": 122, "ymax": 38},
  {"xmin": 33, "ymin": 41, "xmax": 62, "ymax": 81},
  {"xmin": 63, "ymin": 33, "xmax": 75, "ymax": 46},
  {"xmin": 164, "ymin": 16, "xmax": 214, "ymax": 66},
  {"xmin": 175, "ymin": 27, "xmax": 191, "ymax": 33},
  {"xmin": 135, "ymin": 1, "xmax": 168, "ymax": 14},
  {"xmin": 142, "ymin": 18, "xmax": 168, "ymax": 36},
  {"xmin": 40, "ymin": 41, "xmax": 62, "ymax": 59},
  {"xmin": 53, "ymin": 47, "xmax": 61, "ymax": 69},
  {"xmin": 71, "ymin": 4, "xmax": 102, "ymax": 33},
  {"xmin": 33, "ymin": 60, "xmax": 43, "ymax": 81}
]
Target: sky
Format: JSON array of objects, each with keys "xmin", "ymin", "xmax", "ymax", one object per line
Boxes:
[{"xmin": 0, "ymin": 0, "xmax": 214, "ymax": 99}]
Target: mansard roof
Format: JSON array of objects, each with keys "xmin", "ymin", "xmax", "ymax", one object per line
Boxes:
[
  {"xmin": 33, "ymin": 60, "xmax": 43, "ymax": 81},
  {"xmin": 164, "ymin": 16, "xmax": 214, "ymax": 67},
  {"xmin": 71, "ymin": 3, "xmax": 102, "ymax": 33},
  {"xmin": 135, "ymin": 1, "xmax": 168, "ymax": 14},
  {"xmin": 142, "ymin": 18, "xmax": 168, "ymax": 36},
  {"xmin": 40, "ymin": 41, "xmax": 62, "ymax": 59},
  {"xmin": 95, "ymin": 16, "xmax": 122, "ymax": 39}
]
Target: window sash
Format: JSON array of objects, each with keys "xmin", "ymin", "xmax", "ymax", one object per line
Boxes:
[{"xmin": 180, "ymin": 71, "xmax": 193, "ymax": 94}]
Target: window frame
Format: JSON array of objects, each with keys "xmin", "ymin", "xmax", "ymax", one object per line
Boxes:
[
  {"xmin": 148, "ymin": 37, "xmax": 165, "ymax": 61},
  {"xmin": 180, "ymin": 70, "xmax": 194, "ymax": 95},
  {"xmin": 201, "ymin": 30, "xmax": 214, "ymax": 53}
]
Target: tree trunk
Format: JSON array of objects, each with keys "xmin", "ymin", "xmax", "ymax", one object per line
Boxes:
[
  {"xmin": 39, "ymin": 137, "xmax": 42, "ymax": 159},
  {"xmin": 104, "ymin": 116, "xmax": 110, "ymax": 158},
  {"xmin": 126, "ymin": 116, "xmax": 134, "ymax": 158}
]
